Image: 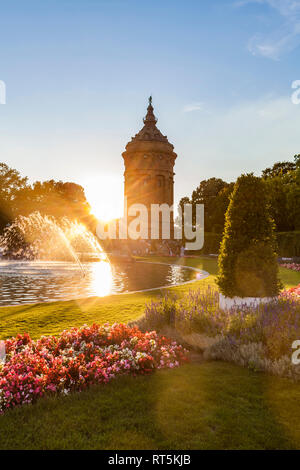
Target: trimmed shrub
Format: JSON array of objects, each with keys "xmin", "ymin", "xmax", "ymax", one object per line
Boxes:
[{"xmin": 217, "ymin": 174, "xmax": 281, "ymax": 298}]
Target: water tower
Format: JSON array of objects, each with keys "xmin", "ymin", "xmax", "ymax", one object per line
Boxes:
[{"xmin": 122, "ymin": 97, "xmax": 177, "ymax": 239}]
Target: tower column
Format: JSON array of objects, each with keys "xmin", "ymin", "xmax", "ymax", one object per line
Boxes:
[{"xmin": 122, "ymin": 98, "xmax": 177, "ymax": 240}]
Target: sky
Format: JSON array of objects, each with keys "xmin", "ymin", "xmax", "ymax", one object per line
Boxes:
[{"xmin": 0, "ymin": 0, "xmax": 300, "ymax": 219}]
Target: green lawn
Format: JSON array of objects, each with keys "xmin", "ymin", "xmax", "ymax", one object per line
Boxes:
[
  {"xmin": 1, "ymin": 362, "xmax": 300, "ymax": 450},
  {"xmin": 0, "ymin": 256, "xmax": 300, "ymax": 450},
  {"xmin": 278, "ymin": 265, "xmax": 300, "ymax": 288}
]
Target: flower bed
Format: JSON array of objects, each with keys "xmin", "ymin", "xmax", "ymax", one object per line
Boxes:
[
  {"xmin": 280, "ymin": 283, "xmax": 300, "ymax": 299},
  {"xmin": 280, "ymin": 263, "xmax": 300, "ymax": 272},
  {"xmin": 0, "ymin": 323, "xmax": 189, "ymax": 413},
  {"xmin": 140, "ymin": 289, "xmax": 300, "ymax": 380}
]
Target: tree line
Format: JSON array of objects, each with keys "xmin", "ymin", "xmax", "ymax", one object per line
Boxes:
[
  {"xmin": 0, "ymin": 163, "xmax": 96, "ymax": 232},
  {"xmin": 178, "ymin": 155, "xmax": 300, "ymax": 234},
  {"xmin": 1, "ymin": 155, "xmax": 299, "ymax": 237}
]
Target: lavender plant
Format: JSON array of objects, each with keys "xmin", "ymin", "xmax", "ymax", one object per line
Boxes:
[{"xmin": 140, "ymin": 287, "xmax": 300, "ymax": 379}]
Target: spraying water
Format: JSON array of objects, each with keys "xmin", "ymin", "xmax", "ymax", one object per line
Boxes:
[
  {"xmin": 0, "ymin": 212, "xmax": 106, "ymax": 269},
  {"xmin": 0, "ymin": 212, "xmax": 200, "ymax": 306}
]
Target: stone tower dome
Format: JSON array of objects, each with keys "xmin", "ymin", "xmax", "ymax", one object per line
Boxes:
[{"xmin": 122, "ymin": 97, "xmax": 177, "ymax": 239}]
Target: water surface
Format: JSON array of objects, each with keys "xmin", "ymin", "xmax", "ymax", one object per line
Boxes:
[{"xmin": 0, "ymin": 260, "xmax": 203, "ymax": 306}]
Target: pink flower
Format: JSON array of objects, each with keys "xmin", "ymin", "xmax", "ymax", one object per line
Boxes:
[{"xmin": 0, "ymin": 323, "xmax": 189, "ymax": 413}]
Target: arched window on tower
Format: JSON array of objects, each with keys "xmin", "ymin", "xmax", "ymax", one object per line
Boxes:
[
  {"xmin": 157, "ymin": 175, "xmax": 164, "ymax": 188},
  {"xmin": 140, "ymin": 175, "xmax": 150, "ymax": 190}
]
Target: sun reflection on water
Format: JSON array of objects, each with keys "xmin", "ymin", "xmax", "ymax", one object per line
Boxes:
[
  {"xmin": 0, "ymin": 260, "xmax": 198, "ymax": 306},
  {"xmin": 89, "ymin": 260, "xmax": 113, "ymax": 297}
]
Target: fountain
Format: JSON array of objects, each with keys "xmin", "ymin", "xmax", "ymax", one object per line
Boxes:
[
  {"xmin": 0, "ymin": 212, "xmax": 106, "ymax": 263},
  {"xmin": 0, "ymin": 212, "xmax": 202, "ymax": 306}
]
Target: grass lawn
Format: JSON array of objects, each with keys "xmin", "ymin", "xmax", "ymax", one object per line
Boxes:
[
  {"xmin": 1, "ymin": 362, "xmax": 300, "ymax": 450},
  {"xmin": 278, "ymin": 265, "xmax": 300, "ymax": 288},
  {"xmin": 0, "ymin": 256, "xmax": 300, "ymax": 450}
]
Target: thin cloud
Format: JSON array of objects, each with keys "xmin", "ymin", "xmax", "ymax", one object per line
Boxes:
[
  {"xmin": 177, "ymin": 94, "xmax": 300, "ymax": 196},
  {"xmin": 237, "ymin": 0, "xmax": 300, "ymax": 59},
  {"xmin": 183, "ymin": 102, "xmax": 204, "ymax": 113},
  {"xmin": 233, "ymin": 0, "xmax": 264, "ymax": 6}
]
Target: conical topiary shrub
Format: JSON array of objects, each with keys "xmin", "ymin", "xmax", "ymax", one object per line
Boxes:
[{"xmin": 217, "ymin": 173, "xmax": 282, "ymax": 299}]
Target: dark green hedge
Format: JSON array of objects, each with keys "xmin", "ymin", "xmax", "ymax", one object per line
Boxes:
[
  {"xmin": 276, "ymin": 231, "xmax": 300, "ymax": 257},
  {"xmin": 188, "ymin": 231, "xmax": 300, "ymax": 258},
  {"xmin": 185, "ymin": 232, "xmax": 222, "ymax": 255}
]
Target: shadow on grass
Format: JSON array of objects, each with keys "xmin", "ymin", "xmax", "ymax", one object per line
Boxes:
[{"xmin": 0, "ymin": 362, "xmax": 298, "ymax": 450}]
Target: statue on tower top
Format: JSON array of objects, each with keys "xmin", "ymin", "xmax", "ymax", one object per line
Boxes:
[{"xmin": 143, "ymin": 95, "xmax": 157, "ymax": 125}]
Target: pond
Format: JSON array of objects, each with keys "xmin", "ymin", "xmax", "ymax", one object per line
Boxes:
[{"xmin": 0, "ymin": 260, "xmax": 206, "ymax": 306}]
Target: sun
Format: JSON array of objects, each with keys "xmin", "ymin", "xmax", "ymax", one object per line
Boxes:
[{"xmin": 84, "ymin": 174, "xmax": 124, "ymax": 222}]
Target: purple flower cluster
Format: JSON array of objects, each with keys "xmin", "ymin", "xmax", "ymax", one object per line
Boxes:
[{"xmin": 145, "ymin": 287, "xmax": 300, "ymax": 360}]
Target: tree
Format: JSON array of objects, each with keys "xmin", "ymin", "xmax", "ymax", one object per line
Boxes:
[
  {"xmin": 0, "ymin": 163, "xmax": 28, "ymax": 230},
  {"xmin": 191, "ymin": 178, "xmax": 230, "ymax": 232},
  {"xmin": 294, "ymin": 154, "xmax": 300, "ymax": 168},
  {"xmin": 176, "ymin": 196, "xmax": 190, "ymax": 243},
  {"xmin": 209, "ymin": 183, "xmax": 234, "ymax": 233},
  {"xmin": 262, "ymin": 161, "xmax": 296, "ymax": 179},
  {"xmin": 264, "ymin": 176, "xmax": 291, "ymax": 232},
  {"xmin": 262, "ymin": 156, "xmax": 300, "ymax": 231},
  {"xmin": 286, "ymin": 164, "xmax": 300, "ymax": 230},
  {"xmin": 13, "ymin": 179, "xmax": 91, "ymax": 222},
  {"xmin": 217, "ymin": 174, "xmax": 281, "ymax": 298},
  {"xmin": 0, "ymin": 163, "xmax": 28, "ymax": 200}
]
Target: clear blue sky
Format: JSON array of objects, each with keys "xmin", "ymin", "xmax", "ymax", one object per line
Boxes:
[{"xmin": 0, "ymin": 0, "xmax": 300, "ymax": 216}]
